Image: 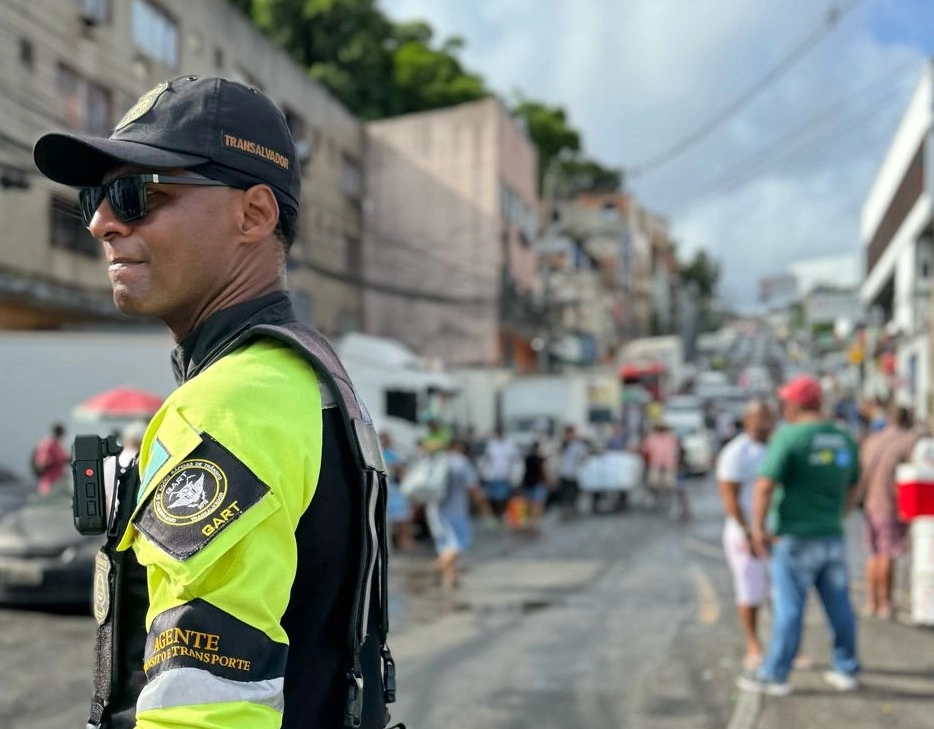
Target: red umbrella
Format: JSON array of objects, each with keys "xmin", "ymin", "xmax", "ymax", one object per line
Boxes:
[{"xmin": 74, "ymin": 386, "xmax": 165, "ymax": 420}]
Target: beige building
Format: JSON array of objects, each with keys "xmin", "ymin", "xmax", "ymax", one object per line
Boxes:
[
  {"xmin": 364, "ymin": 98, "xmax": 540, "ymax": 369},
  {"xmin": 0, "ymin": 0, "xmax": 363, "ymax": 334}
]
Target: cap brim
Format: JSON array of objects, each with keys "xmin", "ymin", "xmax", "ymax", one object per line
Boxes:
[{"xmin": 33, "ymin": 133, "xmax": 209, "ymax": 187}]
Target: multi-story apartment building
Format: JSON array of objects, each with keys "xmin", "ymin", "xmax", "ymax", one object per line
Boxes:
[
  {"xmin": 363, "ymin": 98, "xmax": 540, "ymax": 368},
  {"xmin": 536, "ymin": 191, "xmax": 682, "ymax": 366},
  {"xmin": 0, "ymin": 0, "xmax": 364, "ymax": 334},
  {"xmin": 860, "ymin": 59, "xmax": 934, "ymax": 415},
  {"xmin": 544, "ymin": 194, "xmax": 628, "ymax": 365}
]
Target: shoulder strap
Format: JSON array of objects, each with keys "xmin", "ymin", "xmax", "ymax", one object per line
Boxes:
[{"xmin": 225, "ymin": 321, "xmax": 395, "ymax": 727}]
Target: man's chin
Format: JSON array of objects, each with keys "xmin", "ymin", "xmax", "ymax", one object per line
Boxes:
[{"xmin": 111, "ymin": 290, "xmax": 151, "ymax": 317}]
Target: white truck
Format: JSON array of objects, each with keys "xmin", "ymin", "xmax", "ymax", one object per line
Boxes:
[
  {"xmin": 447, "ymin": 366, "xmax": 514, "ymax": 437},
  {"xmin": 617, "ymin": 335, "xmax": 685, "ymax": 400},
  {"xmin": 500, "ymin": 371, "xmax": 621, "ymax": 446},
  {"xmin": 335, "ymin": 332, "xmax": 458, "ymax": 457}
]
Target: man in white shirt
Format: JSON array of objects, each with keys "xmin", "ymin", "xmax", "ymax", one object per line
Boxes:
[
  {"xmin": 482, "ymin": 428, "xmax": 519, "ymax": 515},
  {"xmin": 717, "ymin": 400, "xmax": 773, "ymax": 670}
]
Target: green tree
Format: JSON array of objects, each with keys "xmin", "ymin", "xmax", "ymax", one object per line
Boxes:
[
  {"xmin": 390, "ymin": 32, "xmax": 488, "ymax": 113},
  {"xmin": 244, "ymin": 0, "xmax": 398, "ymax": 119},
  {"xmin": 510, "ymin": 99, "xmax": 620, "ymax": 195},
  {"xmin": 558, "ymin": 157, "xmax": 623, "ymax": 196},
  {"xmin": 230, "ymin": 0, "xmax": 489, "ymax": 119},
  {"xmin": 679, "ymin": 249, "xmax": 721, "ymax": 299},
  {"xmin": 511, "ymin": 98, "xmax": 581, "ymax": 191}
]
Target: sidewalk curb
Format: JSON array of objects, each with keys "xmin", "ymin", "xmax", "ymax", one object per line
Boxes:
[{"xmin": 726, "ymin": 691, "xmax": 762, "ymax": 729}]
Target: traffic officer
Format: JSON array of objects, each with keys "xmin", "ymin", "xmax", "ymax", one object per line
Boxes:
[{"xmin": 34, "ymin": 76, "xmax": 395, "ymax": 729}]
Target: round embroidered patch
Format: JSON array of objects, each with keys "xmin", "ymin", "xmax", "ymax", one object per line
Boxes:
[
  {"xmin": 115, "ymin": 81, "xmax": 169, "ymax": 130},
  {"xmin": 153, "ymin": 459, "xmax": 228, "ymax": 526}
]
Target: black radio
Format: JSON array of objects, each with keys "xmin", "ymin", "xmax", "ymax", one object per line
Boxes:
[{"xmin": 72, "ymin": 434, "xmax": 122, "ymax": 535}]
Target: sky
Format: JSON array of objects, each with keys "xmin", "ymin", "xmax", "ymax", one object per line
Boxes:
[{"xmin": 379, "ymin": 0, "xmax": 933, "ymax": 310}]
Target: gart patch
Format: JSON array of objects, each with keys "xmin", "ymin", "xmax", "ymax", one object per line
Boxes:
[
  {"xmin": 134, "ymin": 435, "xmax": 269, "ymax": 560},
  {"xmin": 153, "ymin": 459, "xmax": 228, "ymax": 527}
]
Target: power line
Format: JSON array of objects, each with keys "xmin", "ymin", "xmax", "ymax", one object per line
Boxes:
[
  {"xmin": 664, "ymin": 59, "xmax": 917, "ymax": 210},
  {"xmin": 629, "ymin": 0, "xmax": 864, "ymax": 179},
  {"xmin": 299, "ymin": 259, "xmax": 495, "ymax": 306},
  {"xmin": 674, "ymin": 88, "xmax": 903, "ymax": 208}
]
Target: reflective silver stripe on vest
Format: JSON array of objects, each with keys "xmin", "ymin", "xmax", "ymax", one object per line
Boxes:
[{"xmin": 136, "ymin": 666, "xmax": 284, "ymax": 714}]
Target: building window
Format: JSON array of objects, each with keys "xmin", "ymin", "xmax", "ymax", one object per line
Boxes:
[
  {"xmin": 57, "ymin": 65, "xmax": 113, "ymax": 136},
  {"xmin": 77, "ymin": 0, "xmax": 110, "ymax": 25},
  {"xmin": 345, "ymin": 235, "xmax": 362, "ymax": 272},
  {"xmin": 284, "ymin": 108, "xmax": 311, "ymax": 166},
  {"xmin": 132, "ymin": 0, "xmax": 178, "ymax": 68},
  {"xmin": 50, "ymin": 196, "xmax": 99, "ymax": 257},
  {"xmin": 19, "ymin": 38, "xmax": 34, "ymax": 69},
  {"xmin": 341, "ymin": 154, "xmax": 362, "ymax": 201}
]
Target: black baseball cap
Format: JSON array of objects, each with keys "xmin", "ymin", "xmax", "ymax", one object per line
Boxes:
[{"xmin": 33, "ymin": 75, "xmax": 300, "ymax": 211}]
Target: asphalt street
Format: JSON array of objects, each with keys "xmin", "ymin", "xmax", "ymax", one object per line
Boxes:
[
  {"xmin": 1, "ymin": 477, "xmax": 932, "ymax": 728},
  {"xmin": 388, "ymin": 480, "xmax": 752, "ymax": 729}
]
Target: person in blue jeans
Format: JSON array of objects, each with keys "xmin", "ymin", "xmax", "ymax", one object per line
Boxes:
[{"xmin": 739, "ymin": 375, "xmax": 861, "ymax": 696}]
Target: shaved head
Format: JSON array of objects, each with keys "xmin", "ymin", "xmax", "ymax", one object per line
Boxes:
[
  {"xmin": 745, "ymin": 399, "xmax": 768, "ymax": 418},
  {"xmin": 744, "ymin": 399, "xmax": 773, "ymax": 443}
]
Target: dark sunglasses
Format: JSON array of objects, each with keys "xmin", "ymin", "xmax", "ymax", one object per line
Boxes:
[{"xmin": 78, "ymin": 174, "xmax": 229, "ymax": 226}]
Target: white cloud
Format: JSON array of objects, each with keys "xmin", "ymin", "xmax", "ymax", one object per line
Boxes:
[{"xmin": 379, "ymin": 0, "xmax": 930, "ymax": 308}]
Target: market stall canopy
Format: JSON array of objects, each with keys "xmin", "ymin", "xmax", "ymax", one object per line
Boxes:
[{"xmin": 73, "ymin": 386, "xmax": 165, "ymax": 421}]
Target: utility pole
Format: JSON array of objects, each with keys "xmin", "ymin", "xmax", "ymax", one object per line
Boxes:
[{"xmin": 538, "ymin": 154, "xmax": 566, "ymax": 373}]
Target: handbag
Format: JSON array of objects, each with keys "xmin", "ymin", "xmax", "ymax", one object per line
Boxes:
[{"xmin": 400, "ymin": 452, "xmax": 449, "ymax": 503}]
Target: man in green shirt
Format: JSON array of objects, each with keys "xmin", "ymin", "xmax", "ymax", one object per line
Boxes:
[{"xmin": 738, "ymin": 375, "xmax": 861, "ymax": 696}]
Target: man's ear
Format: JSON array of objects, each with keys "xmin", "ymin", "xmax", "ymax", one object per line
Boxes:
[{"xmin": 239, "ymin": 185, "xmax": 279, "ymax": 242}]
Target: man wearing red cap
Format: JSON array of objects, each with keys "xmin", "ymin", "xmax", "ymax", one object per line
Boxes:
[{"xmin": 738, "ymin": 375, "xmax": 861, "ymax": 696}]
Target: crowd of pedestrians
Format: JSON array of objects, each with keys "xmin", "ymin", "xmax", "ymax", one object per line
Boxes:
[
  {"xmin": 379, "ymin": 396, "xmax": 714, "ymax": 591},
  {"xmin": 381, "ymin": 418, "xmax": 652, "ymax": 586}
]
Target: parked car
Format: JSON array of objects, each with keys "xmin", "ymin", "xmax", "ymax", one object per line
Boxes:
[{"xmin": 0, "ymin": 479, "xmax": 104, "ymax": 607}]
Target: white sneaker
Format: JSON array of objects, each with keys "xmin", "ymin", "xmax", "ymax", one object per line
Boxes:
[
  {"xmin": 823, "ymin": 671, "xmax": 859, "ymax": 691},
  {"xmin": 736, "ymin": 674, "xmax": 792, "ymax": 696}
]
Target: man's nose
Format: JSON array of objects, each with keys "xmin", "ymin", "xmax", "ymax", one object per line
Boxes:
[{"xmin": 87, "ymin": 197, "xmax": 133, "ymax": 240}]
